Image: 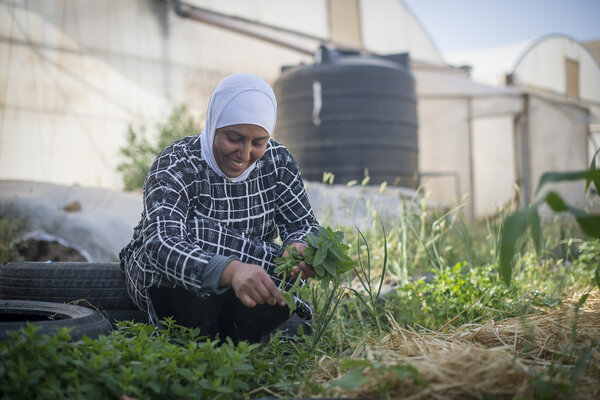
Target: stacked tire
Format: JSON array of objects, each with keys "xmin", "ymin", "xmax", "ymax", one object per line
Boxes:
[{"xmin": 0, "ymin": 262, "xmax": 145, "ymax": 340}]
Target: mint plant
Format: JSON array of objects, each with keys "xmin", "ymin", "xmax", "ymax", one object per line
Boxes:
[
  {"xmin": 0, "ymin": 319, "xmax": 259, "ymax": 400},
  {"xmin": 274, "ymin": 226, "xmax": 355, "ymax": 312}
]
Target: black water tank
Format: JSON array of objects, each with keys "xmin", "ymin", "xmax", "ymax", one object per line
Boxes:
[{"xmin": 273, "ymin": 46, "xmax": 419, "ymax": 187}]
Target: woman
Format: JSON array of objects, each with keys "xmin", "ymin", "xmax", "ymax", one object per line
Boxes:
[{"xmin": 120, "ymin": 73, "xmax": 319, "ymax": 343}]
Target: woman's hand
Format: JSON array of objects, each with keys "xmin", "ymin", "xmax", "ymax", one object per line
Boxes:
[
  {"xmin": 220, "ymin": 260, "xmax": 287, "ymax": 308},
  {"xmin": 283, "ymin": 242, "xmax": 316, "ymax": 280}
]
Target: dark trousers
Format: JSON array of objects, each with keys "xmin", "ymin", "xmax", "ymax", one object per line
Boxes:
[{"xmin": 149, "ymin": 287, "xmax": 290, "ymax": 343}]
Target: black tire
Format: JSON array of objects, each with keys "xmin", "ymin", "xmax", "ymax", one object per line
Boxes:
[
  {"xmin": 0, "ymin": 261, "xmax": 136, "ymax": 310},
  {"xmin": 0, "ymin": 300, "xmax": 113, "ymax": 341}
]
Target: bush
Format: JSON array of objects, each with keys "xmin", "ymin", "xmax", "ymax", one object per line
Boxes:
[{"xmin": 117, "ymin": 105, "xmax": 201, "ymax": 191}]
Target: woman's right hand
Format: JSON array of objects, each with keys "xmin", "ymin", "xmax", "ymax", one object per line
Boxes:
[{"xmin": 219, "ymin": 260, "xmax": 287, "ymax": 308}]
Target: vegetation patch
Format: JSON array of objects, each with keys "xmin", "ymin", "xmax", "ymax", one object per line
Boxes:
[{"xmin": 1, "ymin": 114, "xmax": 598, "ymax": 399}]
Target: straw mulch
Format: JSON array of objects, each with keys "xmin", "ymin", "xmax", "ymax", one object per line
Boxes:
[
  {"xmin": 312, "ymin": 290, "xmax": 600, "ymax": 399},
  {"xmin": 453, "ymin": 290, "xmax": 600, "ymax": 361}
]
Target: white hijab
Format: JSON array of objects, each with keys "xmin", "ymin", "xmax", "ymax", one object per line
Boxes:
[{"xmin": 200, "ymin": 73, "xmax": 277, "ymax": 183}]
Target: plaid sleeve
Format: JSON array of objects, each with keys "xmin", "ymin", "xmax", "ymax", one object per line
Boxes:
[{"xmin": 272, "ymin": 143, "xmax": 320, "ymax": 248}]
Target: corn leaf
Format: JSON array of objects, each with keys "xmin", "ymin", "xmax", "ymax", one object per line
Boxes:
[
  {"xmin": 546, "ymin": 192, "xmax": 600, "ymax": 238},
  {"xmin": 536, "ymin": 170, "xmax": 600, "ymax": 196},
  {"xmin": 499, "ymin": 208, "xmax": 531, "ymax": 285},
  {"xmin": 545, "ymin": 191, "xmax": 567, "ymax": 212},
  {"xmin": 527, "ymin": 206, "xmax": 542, "ymax": 254},
  {"xmin": 587, "ymin": 149, "xmax": 600, "ymax": 194},
  {"xmin": 573, "ymin": 214, "xmax": 600, "ymax": 238}
]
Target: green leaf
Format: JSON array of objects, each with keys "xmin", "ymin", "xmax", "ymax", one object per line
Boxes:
[
  {"xmin": 577, "ymin": 293, "xmax": 590, "ymax": 307},
  {"xmin": 322, "ymin": 258, "xmax": 337, "ymax": 277},
  {"xmin": 536, "ymin": 170, "xmax": 600, "ymax": 195},
  {"xmin": 573, "ymin": 214, "xmax": 600, "ymax": 238},
  {"xmin": 281, "ymin": 291, "xmax": 297, "ymax": 314},
  {"xmin": 339, "ymin": 358, "xmax": 374, "ymax": 371},
  {"xmin": 330, "ymin": 244, "xmax": 346, "ymax": 261},
  {"xmin": 587, "ymin": 149, "xmax": 600, "ymax": 194},
  {"xmin": 330, "ymin": 368, "xmax": 370, "ymax": 390},
  {"xmin": 499, "ymin": 208, "xmax": 531, "ymax": 285},
  {"xmin": 313, "ymin": 263, "xmax": 325, "ymax": 278},
  {"xmin": 595, "ymin": 264, "xmax": 600, "ymax": 289},
  {"xmin": 306, "ymin": 233, "xmax": 320, "ymax": 248},
  {"xmin": 544, "ymin": 192, "xmax": 600, "ymax": 238},
  {"xmin": 313, "ymin": 241, "xmax": 329, "ymax": 266},
  {"xmin": 527, "ymin": 206, "xmax": 542, "ymax": 254},
  {"xmin": 545, "ymin": 191, "xmax": 567, "ymax": 212}
]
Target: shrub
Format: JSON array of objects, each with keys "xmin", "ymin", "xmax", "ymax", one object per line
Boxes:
[{"xmin": 117, "ymin": 105, "xmax": 201, "ymax": 191}]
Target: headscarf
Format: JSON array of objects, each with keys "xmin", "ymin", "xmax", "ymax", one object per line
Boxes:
[{"xmin": 200, "ymin": 73, "xmax": 277, "ymax": 182}]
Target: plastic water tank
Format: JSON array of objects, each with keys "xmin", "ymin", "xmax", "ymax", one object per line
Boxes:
[{"xmin": 273, "ymin": 46, "xmax": 419, "ymax": 187}]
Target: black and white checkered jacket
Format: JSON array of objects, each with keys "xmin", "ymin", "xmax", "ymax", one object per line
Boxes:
[{"xmin": 120, "ymin": 134, "xmax": 319, "ymax": 324}]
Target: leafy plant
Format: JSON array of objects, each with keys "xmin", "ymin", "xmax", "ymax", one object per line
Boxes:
[
  {"xmin": 274, "ymin": 225, "xmax": 355, "ymax": 312},
  {"xmin": 274, "ymin": 226, "xmax": 356, "ymax": 354},
  {"xmin": 0, "ymin": 319, "xmax": 259, "ymax": 400},
  {"xmin": 275, "ymin": 226, "xmax": 355, "ymax": 284},
  {"xmin": 117, "ymin": 105, "xmax": 200, "ymax": 191},
  {"xmin": 499, "ymin": 151, "xmax": 600, "ymax": 289},
  {"xmin": 388, "ymin": 262, "xmax": 519, "ymax": 330}
]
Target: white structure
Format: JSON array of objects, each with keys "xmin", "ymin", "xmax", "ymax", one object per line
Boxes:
[
  {"xmin": 442, "ymin": 34, "xmax": 600, "ymax": 216},
  {"xmin": 415, "ymin": 69, "xmax": 524, "ymax": 218},
  {"xmin": 0, "ymin": 0, "xmax": 444, "ymax": 189},
  {"xmin": 1, "ymin": 1, "xmax": 597, "ymax": 219}
]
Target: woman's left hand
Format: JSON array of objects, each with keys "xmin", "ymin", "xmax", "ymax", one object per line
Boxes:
[{"xmin": 283, "ymin": 242, "xmax": 316, "ymax": 279}]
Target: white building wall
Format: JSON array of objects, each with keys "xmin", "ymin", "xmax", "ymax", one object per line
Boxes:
[
  {"xmin": 418, "ymin": 97, "xmax": 471, "ymax": 206},
  {"xmin": 528, "ymin": 96, "xmax": 589, "ymax": 207},
  {"xmin": 472, "ymin": 116, "xmax": 516, "ymax": 218},
  {"xmin": 513, "ymin": 36, "xmax": 600, "ymax": 103},
  {"xmin": 0, "ymin": 0, "xmax": 313, "ymax": 189},
  {"xmin": 0, "ymin": 0, "xmax": 446, "ymax": 190},
  {"xmin": 359, "ymin": 0, "xmax": 444, "ymax": 65}
]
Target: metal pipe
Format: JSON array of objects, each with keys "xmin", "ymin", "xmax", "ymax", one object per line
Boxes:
[
  {"xmin": 517, "ymin": 94, "xmax": 531, "ymax": 207},
  {"xmin": 171, "ymin": 0, "xmax": 464, "ymax": 75},
  {"xmin": 172, "ymin": 0, "xmax": 319, "ymax": 55},
  {"xmin": 467, "ymin": 99, "xmax": 475, "ymax": 220}
]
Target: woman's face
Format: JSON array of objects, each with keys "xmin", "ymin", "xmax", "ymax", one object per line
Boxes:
[{"xmin": 213, "ymin": 124, "xmax": 269, "ymax": 178}]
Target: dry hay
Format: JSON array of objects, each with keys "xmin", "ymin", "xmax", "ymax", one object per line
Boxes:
[
  {"xmin": 452, "ymin": 290, "xmax": 600, "ymax": 362},
  {"xmin": 317, "ymin": 327, "xmax": 532, "ymax": 399},
  {"xmin": 311, "ymin": 290, "xmax": 600, "ymax": 399}
]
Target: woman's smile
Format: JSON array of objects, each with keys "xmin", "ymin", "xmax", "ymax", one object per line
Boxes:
[{"xmin": 212, "ymin": 124, "xmax": 269, "ymax": 178}]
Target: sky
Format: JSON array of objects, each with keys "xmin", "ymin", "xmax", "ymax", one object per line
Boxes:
[{"xmin": 402, "ymin": 0, "xmax": 600, "ymax": 55}]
